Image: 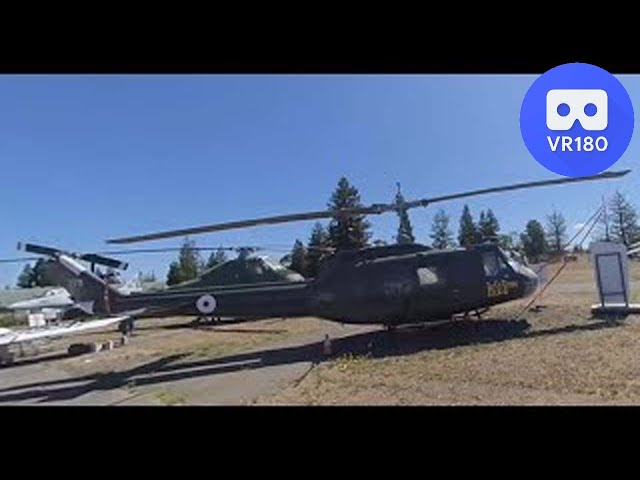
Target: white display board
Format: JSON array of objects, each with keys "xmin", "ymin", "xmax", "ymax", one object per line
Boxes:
[
  {"xmin": 590, "ymin": 241, "xmax": 630, "ymax": 306},
  {"xmin": 27, "ymin": 313, "xmax": 46, "ymax": 328}
]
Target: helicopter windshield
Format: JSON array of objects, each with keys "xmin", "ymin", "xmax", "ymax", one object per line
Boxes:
[
  {"xmin": 481, "ymin": 249, "xmax": 511, "ymax": 277},
  {"xmin": 500, "ymin": 248, "xmax": 528, "ymax": 270}
]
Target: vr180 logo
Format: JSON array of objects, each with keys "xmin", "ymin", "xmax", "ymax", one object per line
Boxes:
[
  {"xmin": 547, "ymin": 135, "xmax": 608, "ymax": 152},
  {"xmin": 519, "ymin": 63, "xmax": 634, "ymax": 177},
  {"xmin": 546, "ymin": 89, "xmax": 608, "ymax": 152}
]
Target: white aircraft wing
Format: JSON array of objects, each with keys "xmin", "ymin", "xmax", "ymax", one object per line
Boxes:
[{"xmin": 0, "ymin": 316, "xmax": 129, "ymax": 346}]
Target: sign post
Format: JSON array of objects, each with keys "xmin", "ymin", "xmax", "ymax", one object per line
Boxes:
[{"xmin": 590, "ymin": 241, "xmax": 639, "ymax": 316}]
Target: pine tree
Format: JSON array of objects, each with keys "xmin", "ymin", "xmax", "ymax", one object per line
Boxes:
[
  {"xmin": 166, "ymin": 261, "xmax": 182, "ymax": 286},
  {"xmin": 327, "ymin": 177, "xmax": 371, "ymax": 250},
  {"xmin": 520, "ymin": 220, "xmax": 547, "ymax": 262},
  {"xmin": 32, "ymin": 258, "xmax": 54, "ymax": 287},
  {"xmin": 478, "ymin": 209, "xmax": 500, "ymax": 239},
  {"xmin": 306, "ymin": 222, "xmax": 330, "ymax": 277},
  {"xmin": 458, "ymin": 205, "xmax": 478, "ymax": 247},
  {"xmin": 609, "ymin": 191, "xmax": 640, "ymax": 246},
  {"xmin": 430, "ymin": 209, "xmax": 453, "ymax": 249},
  {"xmin": 178, "ymin": 238, "xmax": 203, "ymax": 280},
  {"xmin": 166, "ymin": 237, "xmax": 203, "ymax": 285},
  {"xmin": 206, "ymin": 248, "xmax": 229, "ymax": 270},
  {"xmin": 478, "ymin": 211, "xmax": 486, "ymax": 235},
  {"xmin": 394, "ymin": 185, "xmax": 415, "ymax": 245},
  {"xmin": 545, "ymin": 210, "xmax": 567, "ymax": 252},
  {"xmin": 16, "ymin": 264, "xmax": 35, "ymax": 288},
  {"xmin": 289, "ymin": 239, "xmax": 308, "ymax": 277}
]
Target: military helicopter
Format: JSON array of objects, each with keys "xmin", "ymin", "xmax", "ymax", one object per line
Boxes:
[{"xmin": 28, "ymin": 169, "xmax": 630, "ymax": 329}]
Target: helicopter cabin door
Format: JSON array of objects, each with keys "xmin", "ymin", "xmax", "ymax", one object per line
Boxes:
[
  {"xmin": 412, "ymin": 250, "xmax": 485, "ymax": 320},
  {"xmin": 443, "ymin": 250, "xmax": 486, "ymax": 313}
]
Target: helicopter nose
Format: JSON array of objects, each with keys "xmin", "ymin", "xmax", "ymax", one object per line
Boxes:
[{"xmin": 521, "ymin": 270, "xmax": 539, "ymax": 297}]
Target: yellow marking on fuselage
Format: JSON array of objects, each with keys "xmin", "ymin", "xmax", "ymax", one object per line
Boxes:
[{"xmin": 486, "ymin": 280, "xmax": 519, "ymax": 298}]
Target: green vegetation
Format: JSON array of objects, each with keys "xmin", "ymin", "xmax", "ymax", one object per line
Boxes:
[
  {"xmin": 327, "ymin": 177, "xmax": 372, "ymax": 250},
  {"xmin": 0, "ymin": 313, "xmax": 19, "ymax": 328},
  {"xmin": 206, "ymin": 248, "xmax": 229, "ymax": 270},
  {"xmin": 154, "ymin": 390, "xmax": 187, "ymax": 406},
  {"xmin": 478, "ymin": 209, "xmax": 500, "ymax": 239},
  {"xmin": 306, "ymin": 223, "xmax": 330, "ymax": 277},
  {"xmin": 430, "ymin": 209, "xmax": 454, "ymax": 249},
  {"xmin": 286, "ymin": 177, "xmax": 371, "ymax": 278},
  {"xmin": 166, "ymin": 238, "xmax": 204, "ymax": 286},
  {"xmin": 15, "ymin": 259, "xmax": 54, "ymax": 289},
  {"xmin": 289, "ymin": 240, "xmax": 308, "ymax": 277},
  {"xmin": 333, "ymin": 352, "xmax": 373, "ymax": 372},
  {"xmin": 546, "ymin": 209, "xmax": 568, "ymax": 253},
  {"xmin": 520, "ymin": 220, "xmax": 547, "ymax": 263},
  {"xmin": 458, "ymin": 204, "xmax": 479, "ymax": 247}
]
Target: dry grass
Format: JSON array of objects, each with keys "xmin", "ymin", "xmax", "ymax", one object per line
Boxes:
[
  {"xmin": 154, "ymin": 389, "xmax": 187, "ymax": 406},
  {"xmin": 258, "ymin": 254, "xmax": 640, "ymax": 405}
]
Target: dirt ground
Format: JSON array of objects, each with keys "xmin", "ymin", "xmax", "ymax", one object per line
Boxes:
[
  {"xmin": 259, "ymin": 255, "xmax": 640, "ymax": 405},
  {"xmin": 2, "ymin": 253, "xmax": 640, "ymax": 405}
]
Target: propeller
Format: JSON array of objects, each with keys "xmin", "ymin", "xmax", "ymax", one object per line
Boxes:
[{"xmin": 106, "ymin": 169, "xmax": 631, "ymax": 244}]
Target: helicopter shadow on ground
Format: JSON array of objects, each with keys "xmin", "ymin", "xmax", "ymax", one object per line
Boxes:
[{"xmin": 0, "ymin": 316, "xmax": 625, "ymax": 404}]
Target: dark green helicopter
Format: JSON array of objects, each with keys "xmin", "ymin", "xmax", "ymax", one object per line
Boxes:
[{"xmin": 33, "ymin": 170, "xmax": 630, "ymax": 328}]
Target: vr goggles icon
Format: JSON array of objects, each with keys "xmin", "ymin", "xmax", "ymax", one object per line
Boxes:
[{"xmin": 546, "ymin": 89, "xmax": 608, "ymax": 131}]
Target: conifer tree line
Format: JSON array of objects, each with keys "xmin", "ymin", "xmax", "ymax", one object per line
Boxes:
[
  {"xmin": 165, "ymin": 240, "xmax": 230, "ymax": 286},
  {"xmin": 284, "ymin": 180, "xmax": 640, "ymax": 278}
]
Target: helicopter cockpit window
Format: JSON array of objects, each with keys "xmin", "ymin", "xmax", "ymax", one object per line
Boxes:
[
  {"xmin": 504, "ymin": 249, "xmax": 526, "ymax": 271},
  {"xmin": 417, "ymin": 267, "xmax": 441, "ymax": 285},
  {"xmin": 482, "ymin": 251, "xmax": 509, "ymax": 277}
]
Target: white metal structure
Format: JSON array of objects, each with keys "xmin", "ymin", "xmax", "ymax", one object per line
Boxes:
[
  {"xmin": 590, "ymin": 241, "xmax": 630, "ymax": 307},
  {"xmin": 0, "ymin": 316, "xmax": 129, "ymax": 347}
]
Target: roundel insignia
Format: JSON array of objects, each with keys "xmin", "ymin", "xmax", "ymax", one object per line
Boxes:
[{"xmin": 196, "ymin": 294, "xmax": 217, "ymax": 314}]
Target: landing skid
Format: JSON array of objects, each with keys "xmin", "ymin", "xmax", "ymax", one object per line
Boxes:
[
  {"xmin": 195, "ymin": 316, "xmax": 222, "ymax": 326},
  {"xmin": 384, "ymin": 309, "xmax": 491, "ymax": 332},
  {"xmin": 452, "ymin": 308, "xmax": 490, "ymax": 322}
]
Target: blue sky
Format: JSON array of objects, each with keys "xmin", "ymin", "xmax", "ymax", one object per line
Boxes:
[{"xmin": 1, "ymin": 74, "xmax": 638, "ymax": 287}]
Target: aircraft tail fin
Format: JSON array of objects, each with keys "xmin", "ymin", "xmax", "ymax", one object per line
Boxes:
[{"xmin": 41, "ymin": 255, "xmax": 122, "ymax": 316}]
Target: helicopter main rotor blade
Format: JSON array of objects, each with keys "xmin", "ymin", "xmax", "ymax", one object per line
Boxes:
[
  {"xmin": 0, "ymin": 257, "xmax": 40, "ymax": 264},
  {"xmin": 106, "ymin": 169, "xmax": 630, "ymax": 244},
  {"xmin": 405, "ymin": 169, "xmax": 631, "ymax": 207},
  {"xmin": 98, "ymin": 246, "xmax": 263, "ymax": 255},
  {"xmin": 106, "ymin": 210, "xmax": 349, "ymax": 244}
]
